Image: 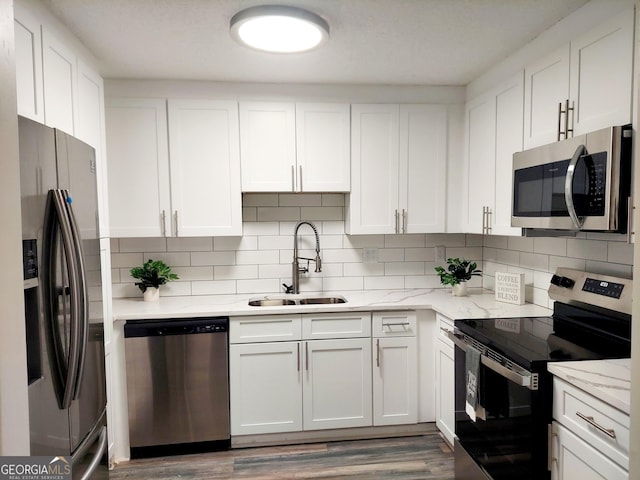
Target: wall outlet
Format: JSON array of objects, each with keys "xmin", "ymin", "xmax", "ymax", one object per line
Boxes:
[
  {"xmin": 435, "ymin": 245, "xmax": 446, "ymax": 265},
  {"xmin": 362, "ymin": 248, "xmax": 378, "ymax": 263}
]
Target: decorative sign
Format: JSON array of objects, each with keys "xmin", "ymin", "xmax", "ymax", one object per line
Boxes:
[{"xmin": 495, "ymin": 272, "xmax": 525, "ymax": 305}]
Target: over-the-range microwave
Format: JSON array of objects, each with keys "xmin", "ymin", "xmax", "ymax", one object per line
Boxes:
[{"xmin": 511, "ymin": 124, "xmax": 632, "ymax": 233}]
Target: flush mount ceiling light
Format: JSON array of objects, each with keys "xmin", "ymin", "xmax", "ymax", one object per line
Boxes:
[{"xmin": 230, "ymin": 5, "xmax": 329, "ymax": 53}]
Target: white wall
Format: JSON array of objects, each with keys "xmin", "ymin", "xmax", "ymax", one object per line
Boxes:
[{"xmin": 0, "ymin": 0, "xmax": 30, "ymax": 455}]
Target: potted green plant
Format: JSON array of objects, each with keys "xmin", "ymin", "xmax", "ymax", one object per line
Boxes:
[
  {"xmin": 130, "ymin": 259, "xmax": 179, "ymax": 301},
  {"xmin": 434, "ymin": 257, "xmax": 482, "ymax": 296}
]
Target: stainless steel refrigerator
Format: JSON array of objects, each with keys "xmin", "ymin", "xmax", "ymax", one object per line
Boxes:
[{"xmin": 20, "ymin": 116, "xmax": 108, "ymax": 479}]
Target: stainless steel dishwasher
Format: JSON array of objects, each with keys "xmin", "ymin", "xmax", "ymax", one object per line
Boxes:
[{"xmin": 124, "ymin": 317, "xmax": 230, "ymax": 451}]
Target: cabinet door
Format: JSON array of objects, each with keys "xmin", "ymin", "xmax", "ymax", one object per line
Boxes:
[
  {"xmin": 463, "ymin": 93, "xmax": 495, "ymax": 233},
  {"xmin": 347, "ymin": 104, "xmax": 400, "ymax": 234},
  {"xmin": 372, "ymin": 336, "xmax": 417, "ymax": 426},
  {"xmin": 570, "ymin": 9, "xmax": 633, "ymax": 135},
  {"xmin": 523, "ymin": 45, "xmax": 570, "ymax": 149},
  {"xmin": 435, "ymin": 338, "xmax": 455, "ymax": 446},
  {"xmin": 14, "ymin": 5, "xmax": 44, "ymax": 123},
  {"xmin": 239, "ymin": 102, "xmax": 296, "ymax": 192},
  {"xmin": 42, "ymin": 28, "xmax": 76, "ymax": 135},
  {"xmin": 230, "ymin": 342, "xmax": 302, "ymax": 435},
  {"xmin": 551, "ymin": 422, "xmax": 627, "ymax": 480},
  {"xmin": 105, "ymin": 98, "xmax": 170, "ymax": 237},
  {"xmin": 399, "ymin": 105, "xmax": 447, "ymax": 233},
  {"xmin": 303, "ymin": 338, "xmax": 372, "ymax": 430},
  {"xmin": 168, "ymin": 100, "xmax": 242, "ymax": 236},
  {"xmin": 493, "ymin": 73, "xmax": 524, "ymax": 236},
  {"xmin": 296, "ymin": 103, "xmax": 350, "ymax": 192}
]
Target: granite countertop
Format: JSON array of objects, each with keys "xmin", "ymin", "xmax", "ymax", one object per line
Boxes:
[
  {"xmin": 548, "ymin": 359, "xmax": 631, "ymax": 415},
  {"xmin": 112, "ymin": 288, "xmax": 552, "ymax": 322}
]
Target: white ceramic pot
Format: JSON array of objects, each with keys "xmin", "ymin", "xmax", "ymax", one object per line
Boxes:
[
  {"xmin": 143, "ymin": 287, "xmax": 160, "ymax": 302},
  {"xmin": 452, "ymin": 282, "xmax": 468, "ymax": 297}
]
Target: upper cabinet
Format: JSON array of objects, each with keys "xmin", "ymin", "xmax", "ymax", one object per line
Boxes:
[
  {"xmin": 106, "ymin": 98, "xmax": 243, "ymax": 238},
  {"xmin": 239, "ymin": 102, "xmax": 350, "ymax": 192},
  {"xmin": 42, "ymin": 28, "xmax": 76, "ymax": 136},
  {"xmin": 463, "ymin": 73, "xmax": 524, "ymax": 236},
  {"xmin": 524, "ymin": 9, "xmax": 634, "ymax": 149},
  {"xmin": 14, "ymin": 5, "xmax": 44, "ymax": 123},
  {"xmin": 347, "ymin": 104, "xmax": 447, "ymax": 234}
]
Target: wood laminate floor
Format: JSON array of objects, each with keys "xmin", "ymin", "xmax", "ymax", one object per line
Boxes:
[{"xmin": 110, "ymin": 434, "xmax": 454, "ymax": 479}]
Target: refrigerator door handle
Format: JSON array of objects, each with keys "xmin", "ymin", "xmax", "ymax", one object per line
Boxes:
[
  {"xmin": 44, "ymin": 190, "xmax": 84, "ymax": 409},
  {"xmin": 77, "ymin": 426, "xmax": 107, "ymax": 480}
]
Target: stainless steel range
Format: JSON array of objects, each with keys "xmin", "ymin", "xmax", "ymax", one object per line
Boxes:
[{"xmin": 449, "ymin": 268, "xmax": 632, "ymax": 480}]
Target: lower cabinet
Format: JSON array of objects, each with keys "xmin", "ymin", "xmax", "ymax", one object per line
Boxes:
[
  {"xmin": 552, "ymin": 422, "xmax": 627, "ymax": 480},
  {"xmin": 435, "ymin": 314, "xmax": 455, "ymax": 445},
  {"xmin": 230, "ymin": 311, "xmax": 421, "ymax": 437}
]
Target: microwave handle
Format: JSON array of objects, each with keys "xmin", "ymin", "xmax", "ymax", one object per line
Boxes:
[{"xmin": 565, "ymin": 144, "xmax": 587, "ymax": 230}]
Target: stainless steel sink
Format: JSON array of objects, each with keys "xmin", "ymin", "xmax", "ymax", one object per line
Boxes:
[
  {"xmin": 248, "ymin": 298, "xmax": 297, "ymax": 307},
  {"xmin": 298, "ymin": 296, "xmax": 346, "ymax": 305},
  {"xmin": 248, "ymin": 295, "xmax": 347, "ymax": 306}
]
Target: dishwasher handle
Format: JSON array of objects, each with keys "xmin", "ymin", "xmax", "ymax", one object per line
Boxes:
[{"xmin": 124, "ymin": 317, "xmax": 229, "ymax": 338}]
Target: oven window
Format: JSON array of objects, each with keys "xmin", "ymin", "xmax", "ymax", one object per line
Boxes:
[
  {"xmin": 513, "ymin": 152, "xmax": 607, "ymax": 218},
  {"xmin": 455, "ymin": 347, "xmax": 551, "ymax": 480}
]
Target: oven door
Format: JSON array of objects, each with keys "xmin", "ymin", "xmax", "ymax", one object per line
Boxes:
[{"xmin": 451, "ymin": 333, "xmax": 551, "ymax": 480}]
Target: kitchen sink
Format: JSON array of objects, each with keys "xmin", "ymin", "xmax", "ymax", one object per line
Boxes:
[
  {"xmin": 248, "ymin": 298, "xmax": 297, "ymax": 307},
  {"xmin": 298, "ymin": 296, "xmax": 346, "ymax": 305},
  {"xmin": 248, "ymin": 295, "xmax": 347, "ymax": 306}
]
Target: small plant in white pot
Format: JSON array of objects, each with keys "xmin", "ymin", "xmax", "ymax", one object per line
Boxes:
[
  {"xmin": 130, "ymin": 259, "xmax": 179, "ymax": 301},
  {"xmin": 434, "ymin": 258, "xmax": 482, "ymax": 296}
]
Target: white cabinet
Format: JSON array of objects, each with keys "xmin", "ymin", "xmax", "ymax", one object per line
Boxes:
[
  {"xmin": 42, "ymin": 28, "xmax": 76, "ymax": 135},
  {"xmin": 167, "ymin": 99, "xmax": 242, "ymax": 236},
  {"xmin": 552, "ymin": 422, "xmax": 627, "ymax": 480},
  {"xmin": 463, "ymin": 73, "xmax": 523, "ymax": 236},
  {"xmin": 434, "ymin": 314, "xmax": 455, "ymax": 445},
  {"xmin": 106, "ymin": 98, "xmax": 242, "ymax": 237},
  {"xmin": 14, "ymin": 4, "xmax": 44, "ymax": 123},
  {"xmin": 230, "ymin": 341, "xmax": 303, "ymax": 435},
  {"xmin": 105, "ymin": 98, "xmax": 170, "ymax": 237},
  {"xmin": 230, "ymin": 312, "xmax": 374, "ymax": 436},
  {"xmin": 524, "ymin": 9, "xmax": 634, "ymax": 149},
  {"xmin": 347, "ymin": 104, "xmax": 447, "ymax": 234},
  {"xmin": 239, "ymin": 102, "xmax": 350, "ymax": 192},
  {"xmin": 303, "ymin": 338, "xmax": 372, "ymax": 430},
  {"xmin": 372, "ymin": 312, "xmax": 417, "ymax": 426}
]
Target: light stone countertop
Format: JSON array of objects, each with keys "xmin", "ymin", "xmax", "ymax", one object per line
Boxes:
[
  {"xmin": 112, "ymin": 288, "xmax": 552, "ymax": 322},
  {"xmin": 548, "ymin": 359, "xmax": 631, "ymax": 415}
]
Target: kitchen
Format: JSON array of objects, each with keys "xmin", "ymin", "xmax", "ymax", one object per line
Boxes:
[{"xmin": 1, "ymin": 0, "xmax": 639, "ymax": 479}]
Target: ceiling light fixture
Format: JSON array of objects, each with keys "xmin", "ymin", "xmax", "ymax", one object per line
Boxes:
[{"xmin": 230, "ymin": 5, "xmax": 329, "ymax": 53}]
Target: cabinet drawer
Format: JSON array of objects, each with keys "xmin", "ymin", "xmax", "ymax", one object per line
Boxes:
[
  {"xmin": 436, "ymin": 313, "xmax": 454, "ymax": 346},
  {"xmin": 372, "ymin": 311, "xmax": 416, "ymax": 337},
  {"xmin": 230, "ymin": 315, "xmax": 301, "ymax": 343},
  {"xmin": 302, "ymin": 312, "xmax": 371, "ymax": 339},
  {"xmin": 553, "ymin": 377, "xmax": 629, "ymax": 470}
]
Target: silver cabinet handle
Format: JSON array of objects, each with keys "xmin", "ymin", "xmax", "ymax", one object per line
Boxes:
[
  {"xmin": 627, "ymin": 196, "xmax": 633, "ymax": 244},
  {"xmin": 557, "ymin": 102, "xmax": 563, "ymax": 141},
  {"xmin": 305, "ymin": 342, "xmax": 309, "ymax": 371},
  {"xmin": 576, "ymin": 412, "xmax": 616, "ymax": 438},
  {"xmin": 174, "ymin": 210, "xmax": 179, "ymax": 236},
  {"xmin": 297, "ymin": 343, "xmax": 301, "ymax": 372},
  {"xmin": 299, "ymin": 165, "xmax": 303, "ymax": 192},
  {"xmin": 376, "ymin": 339, "xmax": 380, "ymax": 367},
  {"xmin": 395, "ymin": 210, "xmax": 399, "ymax": 234},
  {"xmin": 402, "ymin": 209, "xmax": 407, "ymax": 233},
  {"xmin": 558, "ymin": 100, "xmax": 574, "ymax": 140},
  {"xmin": 486, "ymin": 207, "xmax": 492, "ymax": 234},
  {"xmin": 161, "ymin": 210, "xmax": 167, "ymax": 237},
  {"xmin": 291, "ymin": 165, "xmax": 295, "ymax": 192},
  {"xmin": 383, "ymin": 322, "xmax": 411, "ymax": 329},
  {"xmin": 565, "ymin": 144, "xmax": 587, "ymax": 230}
]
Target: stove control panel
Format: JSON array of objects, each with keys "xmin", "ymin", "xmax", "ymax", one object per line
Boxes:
[
  {"xmin": 582, "ymin": 278, "xmax": 624, "ymax": 299},
  {"xmin": 549, "ymin": 267, "xmax": 632, "ymax": 316}
]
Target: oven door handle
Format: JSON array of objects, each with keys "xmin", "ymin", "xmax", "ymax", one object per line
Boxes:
[
  {"xmin": 565, "ymin": 144, "xmax": 587, "ymax": 230},
  {"xmin": 446, "ymin": 330, "xmax": 537, "ymax": 390}
]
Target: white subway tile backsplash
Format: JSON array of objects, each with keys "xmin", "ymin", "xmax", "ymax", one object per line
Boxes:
[
  {"xmin": 119, "ymin": 237, "xmax": 167, "ymax": 253},
  {"xmin": 167, "ymin": 237, "xmax": 213, "ymax": 252},
  {"xmin": 161, "ymin": 282, "xmax": 193, "ymax": 297},
  {"xmin": 110, "ymin": 195, "xmax": 633, "ymax": 304}
]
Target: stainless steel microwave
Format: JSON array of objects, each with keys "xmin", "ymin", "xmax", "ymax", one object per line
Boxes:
[{"xmin": 511, "ymin": 125, "xmax": 632, "ymax": 232}]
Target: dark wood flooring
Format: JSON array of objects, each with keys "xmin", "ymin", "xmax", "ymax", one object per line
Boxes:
[{"xmin": 110, "ymin": 434, "xmax": 454, "ymax": 479}]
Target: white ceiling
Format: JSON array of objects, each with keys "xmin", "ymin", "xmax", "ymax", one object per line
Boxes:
[{"xmin": 41, "ymin": 0, "xmax": 590, "ymax": 86}]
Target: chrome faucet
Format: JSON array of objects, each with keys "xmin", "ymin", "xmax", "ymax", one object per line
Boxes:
[{"xmin": 290, "ymin": 220, "xmax": 322, "ymax": 294}]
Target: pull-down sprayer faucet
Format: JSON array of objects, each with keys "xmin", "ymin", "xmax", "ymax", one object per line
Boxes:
[{"xmin": 289, "ymin": 221, "xmax": 322, "ymax": 294}]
